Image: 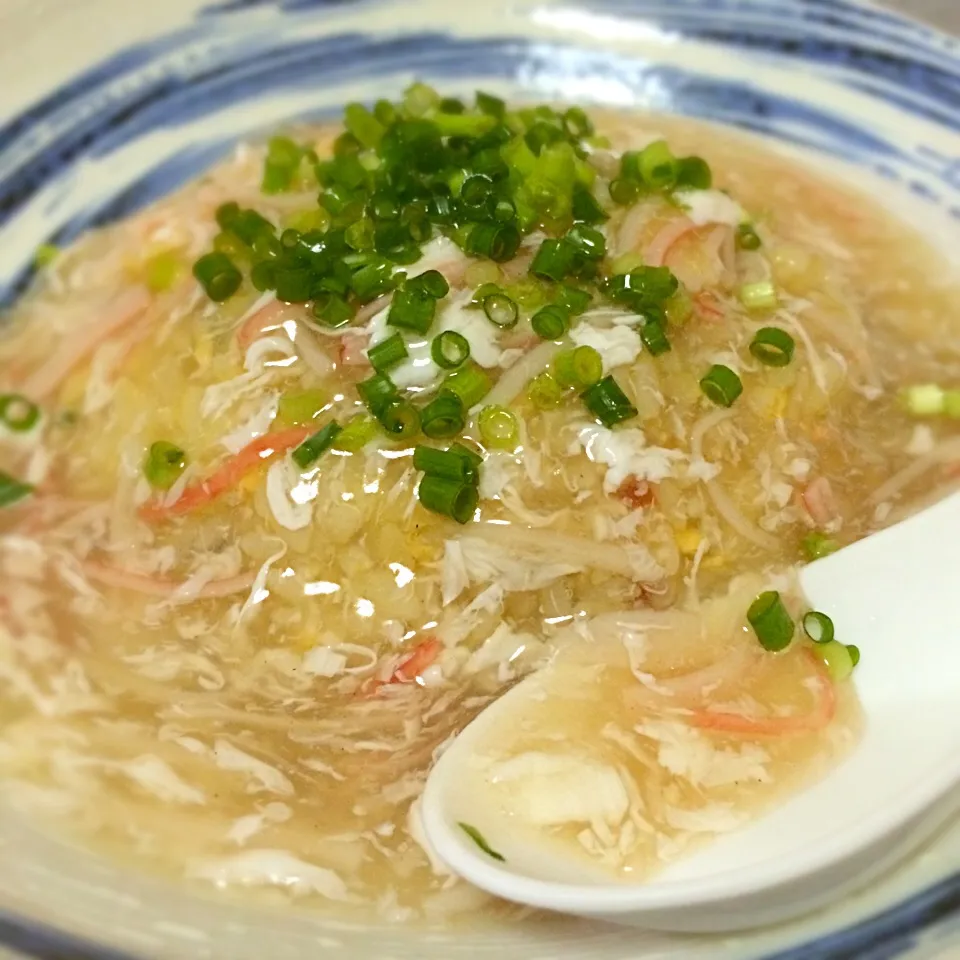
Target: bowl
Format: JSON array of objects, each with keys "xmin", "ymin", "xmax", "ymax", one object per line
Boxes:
[{"xmin": 0, "ymin": 1, "xmax": 959, "ymax": 958}]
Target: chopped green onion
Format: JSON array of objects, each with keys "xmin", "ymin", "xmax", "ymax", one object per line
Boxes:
[
  {"xmin": 458, "ymin": 822, "xmax": 505, "ymax": 862},
  {"xmin": 344, "ymin": 103, "xmax": 385, "ymax": 149},
  {"xmin": 143, "ymin": 441, "xmax": 187, "ymax": 491},
  {"xmin": 421, "ymin": 393, "xmax": 466, "ymax": 439},
  {"xmin": 818, "ymin": 640, "xmax": 855, "ymax": 682},
  {"xmin": 553, "ymin": 346, "xmax": 602, "ymax": 389},
  {"xmin": 945, "ymin": 390, "xmax": 960, "ymax": 419},
  {"xmin": 750, "ymin": 327, "xmax": 795, "ymax": 367},
  {"xmin": 699, "ymin": 364, "xmax": 743, "ymax": 408},
  {"xmin": 274, "ymin": 266, "xmax": 314, "ymax": 303},
  {"xmin": 802, "ymin": 611, "xmax": 835, "ymax": 645},
  {"xmin": 478, "ymin": 405, "xmax": 519, "ymax": 449},
  {"xmin": 277, "ymin": 390, "xmax": 327, "ymax": 426},
  {"xmin": 431, "ymin": 331, "xmax": 470, "ymax": 369},
  {"xmin": 901, "ymin": 384, "xmax": 945, "ymax": 416},
  {"xmin": 562, "ymin": 106, "xmax": 593, "ymax": 139},
  {"xmin": 460, "ymin": 174, "xmax": 495, "ymax": 209},
  {"xmin": 565, "ymin": 225, "xmax": 606, "ymax": 261},
  {"xmin": 847, "ymin": 644, "xmax": 861, "ymax": 668},
  {"xmin": 357, "ymin": 373, "xmax": 398, "ymax": 414},
  {"xmin": 377, "ymin": 398, "xmax": 420, "ymax": 438},
  {"xmin": 675, "ymin": 156, "xmax": 712, "ymax": 190},
  {"xmin": 312, "ymin": 293, "xmax": 354, "ymax": 329},
  {"xmin": 531, "ymin": 304, "xmax": 569, "ymax": 340},
  {"xmin": 193, "ymin": 252, "xmax": 242, "ymax": 302},
  {"xmin": 609, "ymin": 177, "xmax": 641, "ymax": 206},
  {"xmin": 639, "ymin": 319, "xmax": 671, "ymax": 356},
  {"xmin": 557, "ymin": 285, "xmax": 592, "ymax": 317},
  {"xmin": 443, "ymin": 364, "xmax": 492, "ymax": 409},
  {"xmin": 0, "ymin": 394, "xmax": 40, "ymax": 433},
  {"xmin": 333, "ymin": 415, "xmax": 379, "ymax": 452},
  {"xmin": 0, "ymin": 471, "xmax": 33, "ymax": 509},
  {"xmin": 638, "ymin": 140, "xmax": 678, "ymax": 190},
  {"xmin": 403, "ymin": 82, "xmax": 440, "ymax": 117},
  {"xmin": 483, "ymin": 293, "xmax": 519, "ymax": 329},
  {"xmin": 802, "ymin": 531, "xmax": 840, "ymax": 562},
  {"xmin": 468, "ymin": 282, "xmax": 503, "ymax": 309},
  {"xmin": 413, "ymin": 445, "xmax": 478, "ymax": 484},
  {"xmin": 34, "ymin": 243, "xmax": 59, "ymax": 269},
  {"xmin": 449, "ymin": 441, "xmax": 483, "ymax": 468},
  {"xmin": 527, "ymin": 371, "xmax": 565, "ymax": 408},
  {"xmin": 344, "ymin": 217, "xmax": 375, "ymax": 251},
  {"xmin": 606, "ymin": 267, "xmax": 679, "ymax": 308},
  {"xmin": 412, "ymin": 270, "xmax": 450, "ymax": 300},
  {"xmin": 475, "ymin": 91, "xmax": 506, "ymax": 118},
  {"xmin": 530, "ymin": 239, "xmax": 576, "ymax": 282},
  {"xmin": 292, "ymin": 421, "xmax": 342, "ymax": 469},
  {"xmin": 418, "ymin": 476, "xmax": 479, "ymax": 524},
  {"xmin": 388, "ymin": 285, "xmax": 438, "ymax": 335},
  {"xmin": 746, "ymin": 591, "xmax": 794, "ymax": 652},
  {"xmin": 738, "ymin": 279, "xmax": 778, "ymax": 311},
  {"xmin": 144, "ymin": 250, "xmax": 181, "ymax": 293},
  {"xmin": 571, "ymin": 184, "xmax": 608, "ymax": 224},
  {"xmin": 736, "ymin": 223, "xmax": 762, "ymax": 250},
  {"xmin": 367, "ymin": 334, "xmax": 409, "ymax": 374},
  {"xmin": 580, "ymin": 375, "xmax": 638, "ymax": 427},
  {"xmin": 464, "ymin": 223, "xmax": 521, "ymax": 262}
]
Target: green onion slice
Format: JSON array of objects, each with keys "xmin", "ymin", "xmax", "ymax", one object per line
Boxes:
[
  {"xmin": 640, "ymin": 319, "xmax": 671, "ymax": 356},
  {"xmin": 333, "ymin": 415, "xmax": 379, "ymax": 452},
  {"xmin": 531, "ymin": 304, "xmax": 569, "ymax": 340},
  {"xmin": 418, "ymin": 476, "xmax": 479, "ymax": 525},
  {"xmin": 420, "ymin": 393, "xmax": 466, "ymax": 439},
  {"xmin": 377, "ymin": 399, "xmax": 420, "ymax": 438},
  {"xmin": 431, "ymin": 331, "xmax": 470, "ymax": 369},
  {"xmin": 442, "ymin": 364, "xmax": 492, "ymax": 409},
  {"xmin": 458, "ymin": 822, "xmax": 506, "ymax": 862},
  {"xmin": 143, "ymin": 441, "xmax": 187, "ymax": 491},
  {"xmin": 699, "ymin": 364, "xmax": 743, "ymax": 408},
  {"xmin": 357, "ymin": 373, "xmax": 398, "ymax": 415},
  {"xmin": 802, "ymin": 611, "xmax": 835, "ymax": 645},
  {"xmin": 847, "ymin": 644, "xmax": 861, "ymax": 668},
  {"xmin": 482, "ymin": 293, "xmax": 519, "ymax": 329},
  {"xmin": 746, "ymin": 590, "xmax": 795, "ymax": 652},
  {"xmin": 739, "ymin": 279, "xmax": 778, "ymax": 311},
  {"xmin": 0, "ymin": 471, "xmax": 34, "ymax": 509},
  {"xmin": 449, "ymin": 441, "xmax": 483, "ymax": 468},
  {"xmin": 527, "ymin": 372, "xmax": 565, "ymax": 409},
  {"xmin": 368, "ymin": 333, "xmax": 409, "ymax": 374},
  {"xmin": 801, "ymin": 532, "xmax": 839, "ymax": 562},
  {"xmin": 553, "ymin": 346, "xmax": 602, "ymax": 390},
  {"xmin": 736, "ymin": 223, "xmax": 762, "ymax": 250},
  {"xmin": 0, "ymin": 394, "xmax": 40, "ymax": 433},
  {"xmin": 818, "ymin": 640, "xmax": 855, "ymax": 682},
  {"xmin": 412, "ymin": 445, "xmax": 478, "ymax": 484},
  {"xmin": 478, "ymin": 405, "xmax": 519, "ymax": 449},
  {"xmin": 193, "ymin": 252, "xmax": 242, "ymax": 302},
  {"xmin": 292, "ymin": 421, "xmax": 342, "ymax": 469},
  {"xmin": 580, "ymin": 375, "xmax": 638, "ymax": 428},
  {"xmin": 749, "ymin": 327, "xmax": 795, "ymax": 367}
]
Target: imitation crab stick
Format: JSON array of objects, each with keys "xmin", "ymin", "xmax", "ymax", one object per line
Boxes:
[{"xmin": 139, "ymin": 426, "xmax": 311, "ymax": 523}]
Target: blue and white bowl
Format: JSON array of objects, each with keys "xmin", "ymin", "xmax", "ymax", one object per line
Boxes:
[{"xmin": 0, "ymin": 1, "xmax": 958, "ymax": 957}]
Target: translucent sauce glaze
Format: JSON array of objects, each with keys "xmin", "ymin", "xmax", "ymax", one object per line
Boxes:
[{"xmin": 0, "ymin": 106, "xmax": 957, "ymax": 925}]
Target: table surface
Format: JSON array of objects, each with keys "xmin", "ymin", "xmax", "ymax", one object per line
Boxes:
[{"xmin": 884, "ymin": 0, "xmax": 958, "ymax": 28}]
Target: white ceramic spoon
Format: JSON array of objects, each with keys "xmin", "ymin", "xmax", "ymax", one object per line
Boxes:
[{"xmin": 420, "ymin": 492, "xmax": 960, "ymax": 932}]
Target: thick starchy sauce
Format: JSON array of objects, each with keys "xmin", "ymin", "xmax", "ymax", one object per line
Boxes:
[{"xmin": 0, "ymin": 93, "xmax": 957, "ymax": 924}]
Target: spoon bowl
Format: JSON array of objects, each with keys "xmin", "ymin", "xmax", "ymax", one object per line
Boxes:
[{"xmin": 421, "ymin": 493, "xmax": 960, "ymax": 931}]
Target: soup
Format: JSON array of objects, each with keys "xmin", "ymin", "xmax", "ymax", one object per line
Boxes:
[{"xmin": 0, "ymin": 86, "xmax": 957, "ymax": 923}]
